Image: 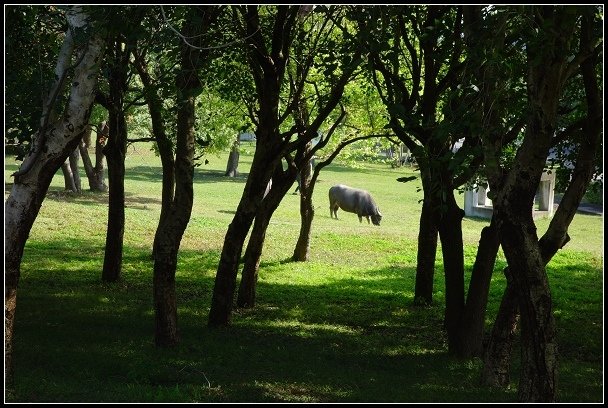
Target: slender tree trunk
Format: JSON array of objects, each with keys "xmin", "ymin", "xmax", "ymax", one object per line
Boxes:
[
  {"xmin": 236, "ymin": 212, "xmax": 270, "ymax": 308},
  {"xmin": 61, "ymin": 160, "xmax": 77, "ymax": 192},
  {"xmin": 4, "ymin": 5, "xmax": 104, "ymax": 383},
  {"xmin": 101, "ymin": 112, "xmax": 127, "ymax": 282},
  {"xmin": 136, "ymin": 57, "xmax": 178, "ymax": 345},
  {"xmin": 94, "ymin": 122, "xmax": 109, "ymax": 191},
  {"xmin": 80, "ymin": 133, "xmax": 95, "ymax": 183},
  {"xmin": 437, "ymin": 189, "xmax": 466, "ymax": 353},
  {"xmin": 68, "ymin": 147, "xmax": 81, "ymax": 192},
  {"xmin": 414, "ymin": 175, "xmax": 439, "ymax": 305},
  {"xmin": 153, "ymin": 91, "xmax": 196, "ymax": 346},
  {"xmin": 144, "ymin": 6, "xmax": 218, "ymax": 346},
  {"xmin": 225, "ymin": 139, "xmax": 240, "ymax": 177},
  {"xmin": 292, "ymin": 159, "xmax": 313, "ymax": 261}
]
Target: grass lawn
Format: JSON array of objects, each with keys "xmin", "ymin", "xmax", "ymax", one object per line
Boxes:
[{"xmin": 4, "ymin": 143, "xmax": 604, "ymax": 402}]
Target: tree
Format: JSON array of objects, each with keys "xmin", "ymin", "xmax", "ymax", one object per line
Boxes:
[
  {"xmin": 5, "ymin": 5, "xmax": 106, "ymax": 383},
  {"xmin": 134, "ymin": 5, "xmax": 222, "ymax": 346},
  {"xmin": 209, "ymin": 5, "xmax": 366, "ymax": 321},
  {"xmin": 94, "ymin": 6, "xmax": 147, "ymax": 282},
  {"xmin": 224, "ymin": 6, "xmax": 368, "ymax": 310},
  {"xmin": 475, "ymin": 6, "xmax": 602, "ymax": 401},
  {"xmin": 455, "ymin": 5, "xmax": 603, "ymax": 401},
  {"xmin": 207, "ymin": 5, "xmax": 302, "ymax": 325},
  {"xmin": 79, "ymin": 120, "xmax": 108, "ymax": 192},
  {"xmin": 354, "ymin": 6, "xmax": 500, "ymax": 357}
]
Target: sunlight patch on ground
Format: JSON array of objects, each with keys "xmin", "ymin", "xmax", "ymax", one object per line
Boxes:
[
  {"xmin": 252, "ymin": 380, "xmax": 350, "ymax": 402},
  {"xmin": 249, "ymin": 319, "xmax": 362, "ymax": 337}
]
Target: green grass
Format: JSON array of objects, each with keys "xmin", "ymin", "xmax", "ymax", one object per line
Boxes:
[{"xmin": 4, "ymin": 144, "xmax": 604, "ymax": 402}]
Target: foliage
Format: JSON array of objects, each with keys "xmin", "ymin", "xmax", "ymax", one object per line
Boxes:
[{"xmin": 4, "ymin": 5, "xmax": 65, "ymax": 158}]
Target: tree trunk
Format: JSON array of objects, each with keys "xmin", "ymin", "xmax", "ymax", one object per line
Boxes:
[
  {"xmin": 414, "ymin": 184, "xmax": 439, "ymax": 305},
  {"xmin": 209, "ymin": 151, "xmax": 276, "ymax": 326},
  {"xmin": 454, "ymin": 218, "xmax": 500, "ymax": 358},
  {"xmin": 153, "ymin": 90, "xmax": 196, "ymax": 345},
  {"xmin": 61, "ymin": 160, "xmax": 77, "ymax": 192},
  {"xmin": 68, "ymin": 146, "xmax": 81, "ymax": 192},
  {"xmin": 236, "ymin": 212, "xmax": 270, "ymax": 308},
  {"xmin": 437, "ymin": 189, "xmax": 466, "ymax": 353},
  {"xmin": 237, "ymin": 168, "xmax": 297, "ymax": 308},
  {"xmin": 100, "ymin": 107, "xmax": 126, "ymax": 287},
  {"xmin": 501, "ymin": 214, "xmax": 557, "ymax": 402},
  {"xmin": 225, "ymin": 140, "xmax": 240, "ymax": 177},
  {"xmin": 292, "ymin": 159, "xmax": 313, "ymax": 261},
  {"xmin": 79, "ymin": 123, "xmax": 107, "ymax": 192},
  {"xmin": 101, "ymin": 116, "xmax": 126, "ymax": 282},
  {"xmin": 94, "ymin": 122, "xmax": 109, "ymax": 191},
  {"xmin": 481, "ymin": 270, "xmax": 519, "ymax": 387},
  {"xmin": 4, "ymin": 5, "xmax": 104, "ymax": 383},
  {"xmin": 143, "ymin": 7, "xmax": 217, "ymax": 346}
]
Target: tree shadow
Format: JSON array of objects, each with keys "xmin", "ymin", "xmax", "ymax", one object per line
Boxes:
[{"xmin": 11, "ymin": 240, "xmax": 602, "ymax": 403}]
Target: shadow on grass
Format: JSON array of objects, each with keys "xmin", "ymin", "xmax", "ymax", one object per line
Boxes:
[
  {"xmin": 10, "ymin": 241, "xmax": 603, "ymax": 403},
  {"xmin": 124, "ymin": 165, "xmax": 249, "ymax": 185}
]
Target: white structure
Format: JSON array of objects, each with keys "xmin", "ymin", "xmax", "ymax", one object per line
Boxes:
[
  {"xmin": 464, "ymin": 171, "xmax": 556, "ymax": 219},
  {"xmin": 239, "ymin": 132, "xmax": 256, "ymax": 142}
]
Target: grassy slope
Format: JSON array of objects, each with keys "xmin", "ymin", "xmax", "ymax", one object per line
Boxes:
[{"xmin": 4, "ymin": 144, "xmax": 603, "ymax": 402}]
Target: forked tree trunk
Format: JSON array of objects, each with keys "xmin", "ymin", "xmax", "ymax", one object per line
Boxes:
[
  {"xmin": 482, "ymin": 21, "xmax": 601, "ymax": 388},
  {"xmin": 453, "ymin": 219, "xmax": 500, "ymax": 358},
  {"xmin": 143, "ymin": 6, "xmax": 218, "ymax": 346},
  {"xmin": 209, "ymin": 145, "xmax": 277, "ymax": 326},
  {"xmin": 237, "ymin": 168, "xmax": 297, "ymax": 308},
  {"xmin": 79, "ymin": 123, "xmax": 107, "ymax": 192},
  {"xmin": 4, "ymin": 5, "xmax": 104, "ymax": 383},
  {"xmin": 153, "ymin": 91, "xmax": 196, "ymax": 346}
]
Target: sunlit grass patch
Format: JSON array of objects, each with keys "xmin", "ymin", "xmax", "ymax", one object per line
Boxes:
[{"xmin": 251, "ymin": 380, "xmax": 351, "ymax": 402}]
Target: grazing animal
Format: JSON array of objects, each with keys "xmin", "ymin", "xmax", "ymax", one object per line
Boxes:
[{"xmin": 329, "ymin": 184, "xmax": 382, "ymax": 225}]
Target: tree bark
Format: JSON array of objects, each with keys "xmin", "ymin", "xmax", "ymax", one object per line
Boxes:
[
  {"xmin": 414, "ymin": 174, "xmax": 439, "ymax": 305},
  {"xmin": 4, "ymin": 5, "xmax": 104, "ymax": 383},
  {"xmin": 61, "ymin": 160, "xmax": 77, "ymax": 192},
  {"xmin": 454, "ymin": 218, "xmax": 500, "ymax": 358},
  {"xmin": 68, "ymin": 146, "xmax": 81, "ymax": 192},
  {"xmin": 225, "ymin": 139, "xmax": 240, "ymax": 177},
  {"xmin": 292, "ymin": 158, "xmax": 313, "ymax": 261},
  {"xmin": 79, "ymin": 123, "xmax": 107, "ymax": 192},
  {"xmin": 437, "ymin": 188, "xmax": 466, "ymax": 353},
  {"xmin": 481, "ymin": 269, "xmax": 519, "ymax": 387},
  {"xmin": 101, "ymin": 77, "xmax": 128, "ymax": 282},
  {"xmin": 481, "ymin": 13, "xmax": 601, "ymax": 393},
  {"xmin": 237, "ymin": 167, "xmax": 297, "ymax": 308},
  {"xmin": 209, "ymin": 6, "xmax": 299, "ymax": 327},
  {"xmin": 139, "ymin": 6, "xmax": 219, "ymax": 346},
  {"xmin": 209, "ymin": 145, "xmax": 277, "ymax": 325},
  {"xmin": 153, "ymin": 89, "xmax": 196, "ymax": 346},
  {"xmin": 101, "ymin": 119, "xmax": 126, "ymax": 282}
]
